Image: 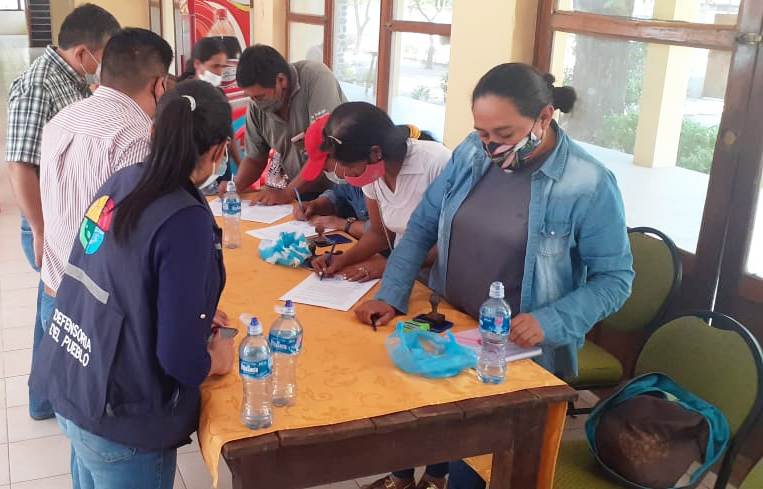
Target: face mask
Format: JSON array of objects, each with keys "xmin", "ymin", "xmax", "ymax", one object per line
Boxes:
[
  {"xmin": 255, "ymin": 96, "xmax": 283, "ymax": 113},
  {"xmin": 198, "ymin": 147, "xmax": 229, "ymax": 190},
  {"xmin": 81, "ymin": 49, "xmax": 101, "ymax": 86},
  {"xmin": 484, "ymin": 123, "xmax": 543, "ymax": 171},
  {"xmin": 345, "ymin": 161, "xmax": 385, "ymax": 187},
  {"xmin": 199, "ymin": 70, "xmax": 223, "ymax": 87},
  {"xmin": 324, "ymin": 161, "xmax": 345, "ymax": 184}
]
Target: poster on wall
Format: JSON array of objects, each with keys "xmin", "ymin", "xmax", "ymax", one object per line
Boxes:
[{"xmin": 187, "ymin": 0, "xmax": 252, "ymax": 94}]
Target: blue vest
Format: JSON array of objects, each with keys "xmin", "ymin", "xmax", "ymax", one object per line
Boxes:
[{"xmin": 30, "ymin": 165, "xmax": 225, "ymax": 451}]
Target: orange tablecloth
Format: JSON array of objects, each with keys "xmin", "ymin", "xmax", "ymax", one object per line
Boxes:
[{"xmin": 198, "ymin": 217, "xmax": 567, "ymax": 486}]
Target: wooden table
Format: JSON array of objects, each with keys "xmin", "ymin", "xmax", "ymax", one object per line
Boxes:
[{"xmin": 200, "ymin": 212, "xmax": 577, "ymax": 489}]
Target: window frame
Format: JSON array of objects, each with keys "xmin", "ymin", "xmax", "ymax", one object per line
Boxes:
[
  {"xmin": 0, "ymin": 0, "xmax": 22, "ymax": 12},
  {"xmin": 285, "ymin": 0, "xmax": 452, "ymax": 111},
  {"xmin": 533, "ymin": 0, "xmax": 763, "ymax": 319}
]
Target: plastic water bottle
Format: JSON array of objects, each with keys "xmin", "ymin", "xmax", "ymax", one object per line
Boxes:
[
  {"xmin": 477, "ymin": 282, "xmax": 511, "ymax": 384},
  {"xmin": 222, "ymin": 181, "xmax": 241, "ymax": 249},
  {"xmin": 269, "ymin": 300, "xmax": 303, "ymax": 407},
  {"xmin": 239, "ymin": 317, "xmax": 273, "ymax": 429}
]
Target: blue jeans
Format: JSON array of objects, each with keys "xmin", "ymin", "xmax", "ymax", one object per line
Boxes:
[
  {"xmin": 446, "ymin": 461, "xmax": 485, "ymax": 489},
  {"xmin": 57, "ymin": 415, "xmax": 177, "ymax": 489},
  {"xmin": 20, "ymin": 218, "xmax": 54, "ymax": 419}
]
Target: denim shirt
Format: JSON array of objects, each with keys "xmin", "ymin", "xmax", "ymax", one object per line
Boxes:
[
  {"xmin": 320, "ymin": 183, "xmax": 369, "ymax": 221},
  {"xmin": 375, "ymin": 126, "xmax": 634, "ymax": 379}
]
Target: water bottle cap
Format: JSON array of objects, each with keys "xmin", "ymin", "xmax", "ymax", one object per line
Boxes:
[
  {"xmin": 282, "ymin": 300, "xmax": 295, "ymax": 316},
  {"xmin": 489, "ymin": 281, "xmax": 505, "ymax": 299},
  {"xmin": 226, "ymin": 181, "xmax": 236, "ymax": 192},
  {"xmin": 248, "ymin": 317, "xmax": 263, "ymax": 335}
]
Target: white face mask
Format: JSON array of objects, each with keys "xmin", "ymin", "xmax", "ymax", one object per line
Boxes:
[
  {"xmin": 197, "ymin": 147, "xmax": 228, "ymax": 189},
  {"xmin": 199, "ymin": 70, "xmax": 223, "ymax": 87},
  {"xmin": 81, "ymin": 49, "xmax": 101, "ymax": 86},
  {"xmin": 324, "ymin": 161, "xmax": 345, "ymax": 184}
]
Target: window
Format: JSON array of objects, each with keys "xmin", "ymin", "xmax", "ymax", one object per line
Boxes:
[
  {"xmin": 534, "ymin": 0, "xmax": 763, "ymax": 311},
  {"xmin": 0, "ymin": 0, "xmax": 22, "ymax": 11},
  {"xmin": 287, "ymin": 0, "xmax": 452, "ymax": 139}
]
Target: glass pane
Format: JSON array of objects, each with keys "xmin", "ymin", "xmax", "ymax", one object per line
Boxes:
[
  {"xmin": 551, "ymin": 32, "xmax": 729, "ymax": 253},
  {"xmin": 557, "ymin": 0, "xmax": 740, "ymax": 25},
  {"xmin": 288, "ymin": 22, "xmax": 324, "ymax": 63},
  {"xmin": 332, "ymin": 0, "xmax": 381, "ymax": 104},
  {"xmin": 748, "ymin": 191, "xmax": 763, "ymax": 277},
  {"xmin": 0, "ymin": 0, "xmax": 20, "ymax": 9},
  {"xmin": 290, "ymin": 0, "xmax": 324, "ymax": 16},
  {"xmin": 388, "ymin": 32, "xmax": 450, "ymax": 141},
  {"xmin": 393, "ymin": 0, "xmax": 453, "ymax": 23}
]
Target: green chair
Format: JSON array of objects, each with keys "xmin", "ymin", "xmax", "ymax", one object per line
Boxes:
[
  {"xmin": 571, "ymin": 227, "xmax": 682, "ymax": 391},
  {"xmin": 740, "ymin": 458, "xmax": 763, "ymax": 489},
  {"xmin": 555, "ymin": 311, "xmax": 763, "ymax": 489}
]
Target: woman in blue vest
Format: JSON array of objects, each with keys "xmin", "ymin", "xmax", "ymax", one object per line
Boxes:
[
  {"xmin": 29, "ymin": 80, "xmax": 235, "ymax": 489},
  {"xmin": 355, "ymin": 63, "xmax": 634, "ymax": 489}
]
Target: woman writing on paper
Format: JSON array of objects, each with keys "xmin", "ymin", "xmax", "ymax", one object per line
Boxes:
[{"xmin": 311, "ymin": 102, "xmax": 451, "ymax": 282}]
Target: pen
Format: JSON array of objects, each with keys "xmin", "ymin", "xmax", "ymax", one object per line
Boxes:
[
  {"xmin": 320, "ymin": 242, "xmax": 337, "ymax": 281},
  {"xmin": 370, "ymin": 313, "xmax": 380, "ymax": 332},
  {"xmin": 294, "ymin": 188, "xmax": 304, "ymax": 215}
]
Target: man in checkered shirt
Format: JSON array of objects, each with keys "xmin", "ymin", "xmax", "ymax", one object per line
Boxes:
[{"xmin": 4, "ymin": 3, "xmax": 119, "ymax": 421}]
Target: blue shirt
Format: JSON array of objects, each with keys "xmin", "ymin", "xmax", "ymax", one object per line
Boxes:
[
  {"xmin": 375, "ymin": 126, "xmax": 634, "ymax": 378},
  {"xmin": 320, "ymin": 183, "xmax": 369, "ymax": 221}
]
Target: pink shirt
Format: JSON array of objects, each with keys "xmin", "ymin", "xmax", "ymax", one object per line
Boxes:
[{"xmin": 40, "ymin": 86, "xmax": 152, "ymax": 291}]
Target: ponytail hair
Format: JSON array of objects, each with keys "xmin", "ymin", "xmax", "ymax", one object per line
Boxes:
[
  {"xmin": 321, "ymin": 101, "xmax": 433, "ymax": 164},
  {"xmin": 472, "ymin": 63, "xmax": 577, "ymax": 117},
  {"xmin": 113, "ymin": 80, "xmax": 232, "ymax": 243},
  {"xmin": 178, "ymin": 37, "xmax": 227, "ymax": 82}
]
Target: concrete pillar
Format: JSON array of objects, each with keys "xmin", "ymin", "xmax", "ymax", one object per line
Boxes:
[
  {"xmin": 443, "ymin": 0, "xmax": 538, "ymax": 147},
  {"xmin": 632, "ymin": 0, "xmax": 697, "ymax": 167},
  {"xmin": 252, "ymin": 0, "xmax": 287, "ymax": 54}
]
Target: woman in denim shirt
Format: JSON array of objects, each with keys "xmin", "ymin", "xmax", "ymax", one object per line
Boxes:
[{"xmin": 357, "ymin": 62, "xmax": 633, "ymax": 381}]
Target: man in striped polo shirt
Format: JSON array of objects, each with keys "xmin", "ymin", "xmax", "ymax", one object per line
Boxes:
[
  {"xmin": 38, "ymin": 29, "xmax": 173, "ymax": 383},
  {"xmin": 5, "ymin": 3, "xmax": 120, "ymax": 421}
]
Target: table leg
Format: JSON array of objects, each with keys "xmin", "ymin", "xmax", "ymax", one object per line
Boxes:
[{"xmin": 488, "ymin": 404, "xmax": 548, "ymax": 489}]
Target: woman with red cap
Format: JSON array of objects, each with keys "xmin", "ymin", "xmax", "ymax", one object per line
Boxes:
[{"xmin": 311, "ymin": 101, "xmax": 451, "ymax": 282}]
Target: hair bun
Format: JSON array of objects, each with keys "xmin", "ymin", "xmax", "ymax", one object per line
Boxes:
[
  {"xmin": 543, "ymin": 73, "xmax": 556, "ymax": 88},
  {"xmin": 552, "ymin": 86, "xmax": 577, "ymax": 113}
]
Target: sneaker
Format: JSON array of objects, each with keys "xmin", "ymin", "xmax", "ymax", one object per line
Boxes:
[
  {"xmin": 362, "ymin": 475, "xmax": 415, "ymax": 489},
  {"xmin": 415, "ymin": 475, "xmax": 447, "ymax": 489}
]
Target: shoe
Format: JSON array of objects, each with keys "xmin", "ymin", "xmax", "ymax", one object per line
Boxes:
[
  {"xmin": 362, "ymin": 475, "xmax": 415, "ymax": 489},
  {"xmin": 415, "ymin": 475, "xmax": 447, "ymax": 489},
  {"xmin": 29, "ymin": 411, "xmax": 55, "ymax": 421}
]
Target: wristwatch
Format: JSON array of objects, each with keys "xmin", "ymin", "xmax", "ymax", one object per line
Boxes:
[{"xmin": 344, "ymin": 217, "xmax": 357, "ymax": 234}]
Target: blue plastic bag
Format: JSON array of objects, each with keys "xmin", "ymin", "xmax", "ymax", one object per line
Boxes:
[
  {"xmin": 386, "ymin": 323, "xmax": 477, "ymax": 378},
  {"xmin": 258, "ymin": 232, "xmax": 312, "ymax": 268}
]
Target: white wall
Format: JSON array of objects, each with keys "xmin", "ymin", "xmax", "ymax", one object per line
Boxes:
[{"xmin": 0, "ymin": 11, "xmax": 27, "ymax": 36}]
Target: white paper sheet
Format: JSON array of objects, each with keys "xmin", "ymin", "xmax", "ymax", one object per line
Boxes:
[
  {"xmin": 241, "ymin": 203, "xmax": 293, "ymax": 224},
  {"xmin": 453, "ymin": 328, "xmax": 542, "ymax": 363},
  {"xmin": 246, "ymin": 220, "xmax": 329, "ymax": 241},
  {"xmin": 208, "ymin": 198, "xmax": 223, "ymax": 217},
  {"xmin": 280, "ymin": 274, "xmax": 379, "ymax": 311}
]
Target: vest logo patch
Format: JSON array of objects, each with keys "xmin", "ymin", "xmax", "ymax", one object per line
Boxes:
[{"xmin": 79, "ymin": 196, "xmax": 115, "ymax": 255}]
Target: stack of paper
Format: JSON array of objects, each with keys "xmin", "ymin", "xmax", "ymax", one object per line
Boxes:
[
  {"xmin": 280, "ymin": 274, "xmax": 379, "ymax": 311},
  {"xmin": 208, "ymin": 199, "xmax": 293, "ymax": 224},
  {"xmin": 453, "ymin": 328, "xmax": 542, "ymax": 363}
]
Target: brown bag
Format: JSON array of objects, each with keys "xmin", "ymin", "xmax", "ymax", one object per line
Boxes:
[{"xmin": 595, "ymin": 394, "xmax": 709, "ymax": 489}]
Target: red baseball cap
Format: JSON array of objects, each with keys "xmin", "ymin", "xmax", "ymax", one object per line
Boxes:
[{"xmin": 300, "ymin": 113, "xmax": 330, "ymax": 182}]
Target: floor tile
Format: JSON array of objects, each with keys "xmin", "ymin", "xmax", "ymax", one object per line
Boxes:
[
  {"xmin": 0, "ymin": 274, "xmax": 38, "ymax": 293},
  {"xmin": 3, "ymin": 350, "xmax": 31, "ymax": 378},
  {"xmin": 1, "ymin": 307, "xmax": 36, "ymax": 331},
  {"xmin": 0, "ymin": 444, "xmax": 9, "ymax": 485},
  {"xmin": 176, "ymin": 451, "xmax": 214, "ymax": 489},
  {"xmin": 177, "ymin": 432, "xmax": 200, "ymax": 454},
  {"xmin": 6, "ymin": 406, "xmax": 61, "ymax": 442},
  {"xmin": 5, "ymin": 376, "xmax": 27, "ymax": 408},
  {"xmin": 173, "ymin": 470, "xmax": 187, "ymax": 489},
  {"xmin": 9, "ymin": 436, "xmax": 70, "ymax": 483},
  {"xmin": 11, "ymin": 475, "xmax": 72, "ymax": 489},
  {"xmin": 354, "ymin": 474, "xmax": 388, "ymax": 487},
  {"xmin": 311, "ymin": 480, "xmax": 359, "ymax": 489},
  {"xmin": 0, "ymin": 409, "xmax": 9, "ymax": 444},
  {"xmin": 0, "ymin": 289, "xmax": 36, "ymax": 310},
  {"xmin": 2, "ymin": 329, "xmax": 32, "ymax": 352}
]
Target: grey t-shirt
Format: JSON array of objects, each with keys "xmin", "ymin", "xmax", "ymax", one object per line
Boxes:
[
  {"xmin": 244, "ymin": 60, "xmax": 347, "ymax": 181},
  {"xmin": 446, "ymin": 163, "xmax": 537, "ymax": 317}
]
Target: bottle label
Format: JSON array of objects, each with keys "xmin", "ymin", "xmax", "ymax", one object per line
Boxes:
[
  {"xmin": 223, "ymin": 200, "xmax": 241, "ymax": 215},
  {"xmin": 479, "ymin": 314, "xmax": 509, "ymax": 335},
  {"xmin": 239, "ymin": 358, "xmax": 272, "ymax": 379},
  {"xmin": 268, "ymin": 333, "xmax": 302, "ymax": 355}
]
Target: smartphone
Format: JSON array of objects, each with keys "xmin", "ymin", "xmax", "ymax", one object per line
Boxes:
[
  {"xmin": 211, "ymin": 326, "xmax": 239, "ymax": 340},
  {"xmin": 313, "ymin": 233, "xmax": 353, "ymax": 247}
]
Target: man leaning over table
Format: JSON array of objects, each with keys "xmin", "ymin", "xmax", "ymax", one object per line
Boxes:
[
  {"xmin": 4, "ymin": 3, "xmax": 120, "ymax": 421},
  {"xmin": 226, "ymin": 44, "xmax": 347, "ymax": 204}
]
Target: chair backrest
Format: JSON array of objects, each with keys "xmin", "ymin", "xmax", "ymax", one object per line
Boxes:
[
  {"xmin": 601, "ymin": 227, "xmax": 682, "ymax": 333},
  {"xmin": 740, "ymin": 458, "xmax": 763, "ymax": 489},
  {"xmin": 635, "ymin": 312, "xmax": 763, "ymax": 489}
]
